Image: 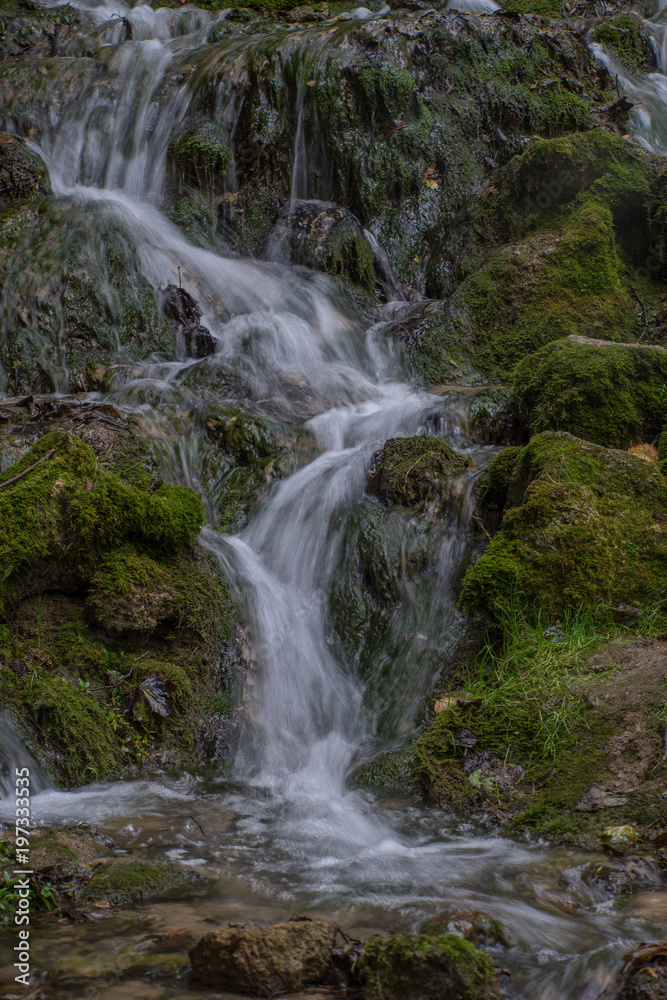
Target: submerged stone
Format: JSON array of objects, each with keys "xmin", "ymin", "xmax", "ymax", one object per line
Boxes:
[
  {"xmin": 357, "ymin": 932, "xmax": 498, "ymax": 1000},
  {"xmin": 189, "ymin": 919, "xmax": 335, "ymax": 992}
]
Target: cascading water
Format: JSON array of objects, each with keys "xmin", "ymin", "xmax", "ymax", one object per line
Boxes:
[{"xmin": 1, "ymin": 4, "xmax": 667, "ymax": 998}]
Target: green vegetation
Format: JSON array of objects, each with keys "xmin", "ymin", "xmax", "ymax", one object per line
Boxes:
[
  {"xmin": 591, "ymin": 15, "xmax": 655, "ymax": 73},
  {"xmin": 513, "ymin": 337, "xmax": 667, "ymax": 448},
  {"xmin": 375, "ymin": 435, "xmax": 467, "ymax": 509},
  {"xmin": 358, "ymin": 932, "xmax": 497, "ymax": 1000},
  {"xmin": 168, "ymin": 121, "xmax": 232, "ymax": 195},
  {"xmin": 0, "ymin": 431, "xmax": 239, "ymax": 784},
  {"xmin": 413, "ymin": 599, "xmax": 667, "ymax": 842},
  {"xmin": 80, "ymin": 860, "xmax": 204, "ymax": 906},
  {"xmin": 460, "ymin": 434, "xmax": 667, "ymax": 622}
]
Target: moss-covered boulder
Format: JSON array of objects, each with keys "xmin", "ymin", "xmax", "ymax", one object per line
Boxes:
[
  {"xmin": 260, "ymin": 200, "xmax": 380, "ymax": 299},
  {"xmin": 0, "ymin": 134, "xmax": 50, "ymax": 208},
  {"xmin": 357, "ymin": 932, "xmax": 498, "ymax": 1000},
  {"xmin": 0, "ymin": 430, "xmax": 241, "ymax": 784},
  {"xmin": 513, "ymin": 336, "xmax": 667, "ymax": 448},
  {"xmin": 0, "ymin": 431, "xmax": 203, "ymax": 609},
  {"xmin": 80, "ymin": 859, "xmax": 205, "ymax": 906},
  {"xmin": 374, "ymin": 435, "xmax": 467, "ymax": 510},
  {"xmin": 461, "ymin": 433, "xmax": 667, "ymax": 622}
]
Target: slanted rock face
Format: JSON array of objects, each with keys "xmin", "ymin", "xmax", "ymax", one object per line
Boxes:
[
  {"xmin": 188, "ymin": 919, "xmax": 336, "ymax": 992},
  {"xmin": 357, "ymin": 932, "xmax": 498, "ymax": 1000}
]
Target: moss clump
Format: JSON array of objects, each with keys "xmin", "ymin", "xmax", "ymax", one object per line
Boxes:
[
  {"xmin": 591, "ymin": 16, "xmax": 655, "ymax": 73},
  {"xmin": 513, "ymin": 337, "xmax": 667, "ymax": 448},
  {"xmin": 80, "ymin": 860, "xmax": 204, "ymax": 907},
  {"xmin": 377, "ymin": 435, "xmax": 467, "ymax": 509},
  {"xmin": 460, "ymin": 433, "xmax": 667, "ymax": 622},
  {"xmin": 86, "ymin": 549, "xmax": 175, "ymax": 633},
  {"xmin": 357, "ymin": 932, "xmax": 497, "ymax": 1000},
  {"xmin": 168, "ymin": 121, "xmax": 232, "ymax": 196},
  {"xmin": 0, "ymin": 431, "xmax": 204, "ymax": 611}
]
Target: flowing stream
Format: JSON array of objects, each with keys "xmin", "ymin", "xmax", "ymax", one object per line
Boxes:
[{"xmin": 1, "ymin": 3, "xmax": 667, "ymax": 997}]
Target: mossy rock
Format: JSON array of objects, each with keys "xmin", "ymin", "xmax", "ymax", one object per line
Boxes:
[
  {"xmin": 513, "ymin": 336, "xmax": 667, "ymax": 448},
  {"xmin": 357, "ymin": 932, "xmax": 498, "ymax": 1000},
  {"xmin": 260, "ymin": 200, "xmax": 378, "ymax": 299},
  {"xmin": 0, "ymin": 431, "xmax": 204, "ymax": 611},
  {"xmin": 80, "ymin": 859, "xmax": 206, "ymax": 906},
  {"xmin": 591, "ymin": 15, "xmax": 656, "ymax": 73},
  {"xmin": 86, "ymin": 549, "xmax": 176, "ymax": 633},
  {"xmin": 0, "ymin": 199, "xmax": 173, "ymax": 395},
  {"xmin": 0, "ymin": 135, "xmax": 50, "ymax": 209},
  {"xmin": 461, "ymin": 432, "xmax": 667, "ymax": 622},
  {"xmin": 376, "ymin": 435, "xmax": 467, "ymax": 509},
  {"xmin": 168, "ymin": 120, "xmax": 232, "ymax": 196},
  {"xmin": 450, "ymin": 199, "xmax": 634, "ymax": 379}
]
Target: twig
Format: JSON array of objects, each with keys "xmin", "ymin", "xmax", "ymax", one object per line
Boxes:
[
  {"xmin": 632, "ymin": 288, "xmax": 648, "ymax": 342},
  {"xmin": 188, "ymin": 815, "xmax": 207, "ymax": 838},
  {"xmin": 472, "ymin": 510, "xmax": 492, "ymax": 542},
  {"xmin": 0, "ymin": 448, "xmax": 56, "ymax": 490}
]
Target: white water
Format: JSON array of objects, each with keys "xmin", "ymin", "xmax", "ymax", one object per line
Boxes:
[{"xmin": 1, "ymin": 5, "xmax": 666, "ymax": 996}]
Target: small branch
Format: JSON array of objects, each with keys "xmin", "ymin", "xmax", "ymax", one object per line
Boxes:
[
  {"xmin": 472, "ymin": 510, "xmax": 492, "ymax": 542},
  {"xmin": 188, "ymin": 815, "xmax": 207, "ymax": 838},
  {"xmin": 0, "ymin": 448, "xmax": 56, "ymax": 490},
  {"xmin": 632, "ymin": 287, "xmax": 648, "ymax": 342}
]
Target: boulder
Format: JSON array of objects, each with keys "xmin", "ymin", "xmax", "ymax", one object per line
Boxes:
[
  {"xmin": 372, "ymin": 435, "xmax": 467, "ymax": 510},
  {"xmin": 462, "ymin": 432, "xmax": 667, "ymax": 621},
  {"xmin": 513, "ymin": 336, "xmax": 667, "ymax": 449},
  {"xmin": 357, "ymin": 932, "xmax": 498, "ymax": 1000},
  {"xmin": 189, "ymin": 919, "xmax": 335, "ymax": 992}
]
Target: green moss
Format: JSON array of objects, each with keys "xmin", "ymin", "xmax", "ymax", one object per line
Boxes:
[
  {"xmin": 377, "ymin": 435, "xmax": 467, "ymax": 509},
  {"xmin": 455, "ymin": 200, "xmax": 634, "ymax": 379},
  {"xmin": 513, "ymin": 338, "xmax": 667, "ymax": 448},
  {"xmin": 358, "ymin": 932, "xmax": 497, "ymax": 1000},
  {"xmin": 22, "ymin": 675, "xmax": 123, "ymax": 784},
  {"xmin": 460, "ymin": 432, "xmax": 667, "ymax": 622},
  {"xmin": 0, "ymin": 432, "xmax": 204, "ymax": 612},
  {"xmin": 80, "ymin": 860, "xmax": 203, "ymax": 906},
  {"xmin": 591, "ymin": 16, "xmax": 655, "ymax": 73},
  {"xmin": 168, "ymin": 121, "xmax": 232, "ymax": 195}
]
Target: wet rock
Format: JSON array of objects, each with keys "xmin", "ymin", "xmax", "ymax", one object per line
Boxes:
[
  {"xmin": 81, "ymin": 859, "xmax": 207, "ymax": 907},
  {"xmin": 261, "ymin": 200, "xmax": 386, "ymax": 300},
  {"xmin": 421, "ymin": 912, "xmax": 512, "ymax": 949},
  {"xmin": 286, "ymin": 4, "xmax": 330, "ymax": 21},
  {"xmin": 559, "ymin": 857, "xmax": 664, "ymax": 898},
  {"xmin": 0, "ymin": 134, "xmax": 50, "ymax": 208},
  {"xmin": 159, "ymin": 284, "xmax": 216, "ymax": 358},
  {"xmin": 375, "ymin": 434, "xmax": 467, "ymax": 510},
  {"xmin": 167, "ymin": 119, "xmax": 232, "ymax": 197},
  {"xmin": 188, "ymin": 919, "xmax": 336, "ymax": 992},
  {"xmin": 357, "ymin": 932, "xmax": 499, "ymax": 1000},
  {"xmin": 182, "ymin": 322, "xmax": 216, "ymax": 358}
]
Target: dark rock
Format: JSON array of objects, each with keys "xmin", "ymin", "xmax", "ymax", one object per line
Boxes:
[
  {"xmin": 183, "ymin": 323, "xmax": 216, "ymax": 359},
  {"xmin": 189, "ymin": 919, "xmax": 336, "ymax": 993},
  {"xmin": 0, "ymin": 134, "xmax": 50, "ymax": 209}
]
